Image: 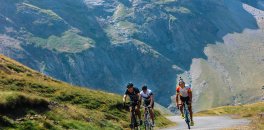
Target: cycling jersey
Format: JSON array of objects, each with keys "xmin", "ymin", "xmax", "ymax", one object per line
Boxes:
[
  {"xmin": 176, "ymin": 85, "xmax": 191, "ymax": 97},
  {"xmin": 140, "ymin": 89, "xmax": 153, "ymax": 101},
  {"xmin": 125, "ymin": 87, "xmax": 140, "ymax": 102},
  {"xmin": 140, "ymin": 89, "xmax": 154, "ymax": 107}
]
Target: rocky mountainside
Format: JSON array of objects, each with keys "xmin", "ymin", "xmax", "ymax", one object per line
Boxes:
[
  {"xmin": 174, "ymin": 2, "xmax": 264, "ymax": 112},
  {"xmin": 0, "ymin": 0, "xmax": 263, "ymax": 110}
]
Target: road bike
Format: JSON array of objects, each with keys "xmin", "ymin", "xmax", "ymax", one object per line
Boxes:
[{"xmin": 143, "ymin": 105, "xmax": 153, "ymax": 130}]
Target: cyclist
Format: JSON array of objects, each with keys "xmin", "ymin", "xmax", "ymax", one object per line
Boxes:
[
  {"xmin": 140, "ymin": 85, "xmax": 155, "ymax": 126},
  {"xmin": 123, "ymin": 82, "xmax": 143, "ymax": 125},
  {"xmin": 175, "ymin": 78, "xmax": 194, "ymax": 126}
]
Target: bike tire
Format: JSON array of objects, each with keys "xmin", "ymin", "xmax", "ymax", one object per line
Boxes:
[
  {"xmin": 187, "ymin": 122, "xmax": 190, "ymax": 129},
  {"xmin": 184, "ymin": 103, "xmax": 191, "ymax": 129},
  {"xmin": 185, "ymin": 112, "xmax": 191, "ymax": 129},
  {"xmin": 134, "ymin": 115, "xmax": 138, "ymax": 130},
  {"xmin": 131, "ymin": 112, "xmax": 137, "ymax": 130},
  {"xmin": 144, "ymin": 109, "xmax": 152, "ymax": 130},
  {"xmin": 144, "ymin": 115, "xmax": 149, "ymax": 130},
  {"xmin": 144, "ymin": 122, "xmax": 150, "ymax": 130}
]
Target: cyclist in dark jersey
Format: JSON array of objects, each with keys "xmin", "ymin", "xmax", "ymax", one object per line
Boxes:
[{"xmin": 123, "ymin": 82, "xmax": 142, "ymax": 125}]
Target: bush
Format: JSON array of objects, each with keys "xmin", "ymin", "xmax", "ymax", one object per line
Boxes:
[
  {"xmin": 20, "ymin": 120, "xmax": 41, "ymax": 130},
  {"xmin": 6, "ymin": 64, "xmax": 26, "ymax": 73},
  {"xmin": 0, "ymin": 116, "xmax": 15, "ymax": 127},
  {"xmin": 43, "ymin": 121, "xmax": 57, "ymax": 130},
  {"xmin": 29, "ymin": 83, "xmax": 57, "ymax": 94},
  {"xmin": 0, "ymin": 93, "xmax": 50, "ymax": 118}
]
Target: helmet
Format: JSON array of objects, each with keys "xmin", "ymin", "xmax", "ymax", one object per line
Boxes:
[
  {"xmin": 178, "ymin": 77, "xmax": 185, "ymax": 84},
  {"xmin": 126, "ymin": 82, "xmax": 134, "ymax": 88},
  {"xmin": 142, "ymin": 85, "xmax": 147, "ymax": 90}
]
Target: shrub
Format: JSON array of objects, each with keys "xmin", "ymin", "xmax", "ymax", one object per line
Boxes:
[
  {"xmin": 0, "ymin": 93, "xmax": 50, "ymax": 119},
  {"xmin": 0, "ymin": 116, "xmax": 15, "ymax": 127},
  {"xmin": 20, "ymin": 120, "xmax": 40, "ymax": 130},
  {"xmin": 6, "ymin": 64, "xmax": 26, "ymax": 73}
]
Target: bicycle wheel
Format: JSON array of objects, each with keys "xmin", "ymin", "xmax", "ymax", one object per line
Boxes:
[
  {"xmin": 144, "ymin": 121, "xmax": 151, "ymax": 130},
  {"xmin": 144, "ymin": 108, "xmax": 153, "ymax": 130},
  {"xmin": 135, "ymin": 118, "xmax": 140, "ymax": 130},
  {"xmin": 144, "ymin": 117, "xmax": 150, "ymax": 130},
  {"xmin": 148, "ymin": 115, "xmax": 152, "ymax": 130},
  {"xmin": 144, "ymin": 112, "xmax": 149, "ymax": 130},
  {"xmin": 184, "ymin": 103, "xmax": 191, "ymax": 129},
  {"xmin": 185, "ymin": 109, "xmax": 190, "ymax": 129},
  {"xmin": 131, "ymin": 111, "xmax": 137, "ymax": 130}
]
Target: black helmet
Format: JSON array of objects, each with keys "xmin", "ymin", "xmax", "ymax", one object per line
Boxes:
[
  {"xmin": 142, "ymin": 85, "xmax": 147, "ymax": 90},
  {"xmin": 127, "ymin": 82, "xmax": 134, "ymax": 88}
]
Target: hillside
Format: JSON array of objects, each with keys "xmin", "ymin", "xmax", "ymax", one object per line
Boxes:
[
  {"xmin": 0, "ymin": 0, "xmax": 263, "ymax": 111},
  {"xmin": 173, "ymin": 2, "xmax": 264, "ymax": 112},
  {"xmin": 0, "ymin": 54, "xmax": 172, "ymax": 129},
  {"xmin": 196, "ymin": 102, "xmax": 264, "ymax": 130}
]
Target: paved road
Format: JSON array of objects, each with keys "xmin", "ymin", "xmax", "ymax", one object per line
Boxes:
[{"xmin": 160, "ymin": 116, "xmax": 250, "ymax": 130}]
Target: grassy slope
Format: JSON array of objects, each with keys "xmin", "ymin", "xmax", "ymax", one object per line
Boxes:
[
  {"xmin": 0, "ymin": 54, "xmax": 173, "ymax": 130},
  {"xmin": 28, "ymin": 29, "xmax": 95, "ymax": 53},
  {"xmin": 14, "ymin": 2, "xmax": 95, "ymax": 53},
  {"xmin": 196, "ymin": 102, "xmax": 264, "ymax": 130}
]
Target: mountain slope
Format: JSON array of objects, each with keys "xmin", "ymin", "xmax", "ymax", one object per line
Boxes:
[
  {"xmin": 178, "ymin": 3, "xmax": 264, "ymax": 112},
  {"xmin": 0, "ymin": 0, "xmax": 263, "ymax": 110},
  {"xmin": 0, "ymin": 54, "xmax": 172, "ymax": 129}
]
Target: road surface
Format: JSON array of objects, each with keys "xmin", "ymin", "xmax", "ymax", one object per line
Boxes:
[{"xmin": 160, "ymin": 116, "xmax": 250, "ymax": 130}]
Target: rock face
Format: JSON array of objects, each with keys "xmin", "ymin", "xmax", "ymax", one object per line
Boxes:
[
  {"xmin": 0, "ymin": 0, "xmax": 263, "ymax": 109},
  {"xmin": 177, "ymin": 3, "xmax": 264, "ymax": 112}
]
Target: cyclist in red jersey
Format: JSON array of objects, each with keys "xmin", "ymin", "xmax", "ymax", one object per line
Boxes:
[{"xmin": 175, "ymin": 78, "xmax": 194, "ymax": 126}]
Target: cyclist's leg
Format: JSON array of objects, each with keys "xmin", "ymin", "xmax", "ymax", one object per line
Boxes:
[
  {"xmin": 136, "ymin": 103, "xmax": 142, "ymax": 121},
  {"xmin": 150, "ymin": 103, "xmax": 155, "ymax": 123},
  {"xmin": 146, "ymin": 100, "xmax": 154, "ymax": 123},
  {"xmin": 129, "ymin": 105, "xmax": 134, "ymax": 127},
  {"xmin": 187, "ymin": 99, "xmax": 193, "ymax": 122},
  {"xmin": 129, "ymin": 105, "xmax": 133, "ymax": 120},
  {"xmin": 179, "ymin": 97, "xmax": 184, "ymax": 116},
  {"xmin": 143, "ymin": 103, "xmax": 147, "ymax": 120},
  {"xmin": 136, "ymin": 102, "xmax": 143, "ymax": 125}
]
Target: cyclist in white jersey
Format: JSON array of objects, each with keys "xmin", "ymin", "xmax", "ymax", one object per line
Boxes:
[{"xmin": 140, "ymin": 85, "xmax": 155, "ymax": 126}]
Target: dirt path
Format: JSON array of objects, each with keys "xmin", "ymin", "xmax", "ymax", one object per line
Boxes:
[{"xmin": 160, "ymin": 116, "xmax": 250, "ymax": 130}]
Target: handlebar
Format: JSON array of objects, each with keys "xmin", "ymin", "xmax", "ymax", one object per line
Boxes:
[
  {"xmin": 123, "ymin": 101, "xmax": 140, "ymax": 107},
  {"xmin": 143, "ymin": 105, "xmax": 152, "ymax": 108}
]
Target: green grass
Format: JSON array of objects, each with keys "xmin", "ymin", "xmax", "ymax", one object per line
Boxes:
[
  {"xmin": 0, "ymin": 54, "xmax": 173, "ymax": 129},
  {"xmin": 164, "ymin": 7, "xmax": 191, "ymax": 14},
  {"xmin": 17, "ymin": 3, "xmax": 62, "ymax": 21},
  {"xmin": 105, "ymin": 20, "xmax": 137, "ymax": 44},
  {"xmin": 28, "ymin": 29, "xmax": 95, "ymax": 53},
  {"xmin": 113, "ymin": 4, "xmax": 128, "ymax": 20},
  {"xmin": 155, "ymin": 0, "xmax": 178, "ymax": 4},
  {"xmin": 196, "ymin": 102, "xmax": 264, "ymax": 130}
]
